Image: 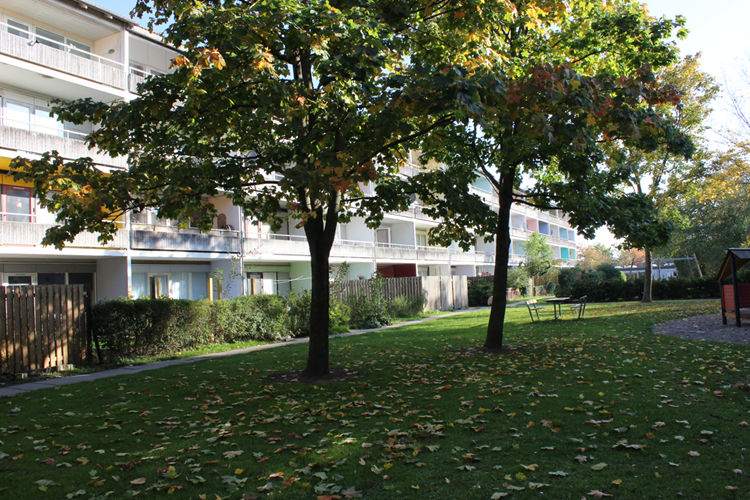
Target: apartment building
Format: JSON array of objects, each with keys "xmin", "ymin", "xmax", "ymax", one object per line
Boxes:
[{"xmin": 0, "ymin": 0, "xmax": 577, "ymax": 301}]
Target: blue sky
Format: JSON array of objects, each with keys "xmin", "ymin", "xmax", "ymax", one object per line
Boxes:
[{"xmin": 94, "ymin": 0, "xmax": 748, "ymax": 246}]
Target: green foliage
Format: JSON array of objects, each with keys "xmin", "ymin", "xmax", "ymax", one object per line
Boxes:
[
  {"xmin": 595, "ymin": 263, "xmax": 625, "ymax": 281},
  {"xmin": 557, "ymin": 267, "xmax": 579, "ymax": 296},
  {"xmin": 387, "ymin": 295, "xmax": 425, "ymax": 318},
  {"xmin": 347, "ymin": 273, "xmax": 390, "ymax": 329},
  {"xmin": 287, "ymin": 290, "xmax": 350, "ymax": 338},
  {"xmin": 468, "ymin": 278, "xmax": 494, "ymax": 307},
  {"xmin": 507, "ymin": 267, "xmax": 531, "ymax": 297},
  {"xmin": 92, "ymin": 295, "xmax": 287, "ymax": 359},
  {"xmin": 525, "ymin": 232, "xmax": 556, "ymax": 278},
  {"xmin": 569, "ymin": 276, "xmax": 720, "ymax": 302}
]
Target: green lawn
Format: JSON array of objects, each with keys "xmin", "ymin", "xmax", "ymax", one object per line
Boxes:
[{"xmin": 2, "ymin": 299, "xmax": 748, "ymax": 500}]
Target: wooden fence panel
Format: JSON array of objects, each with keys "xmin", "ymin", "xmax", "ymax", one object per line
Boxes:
[{"xmin": 0, "ymin": 285, "xmax": 88, "ymax": 374}]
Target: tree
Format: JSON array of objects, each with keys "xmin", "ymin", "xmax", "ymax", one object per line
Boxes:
[
  {"xmin": 578, "ymin": 243, "xmax": 616, "ymax": 271},
  {"xmin": 11, "ymin": 0, "xmax": 498, "ymax": 377},
  {"xmin": 663, "ymin": 147, "xmax": 750, "ymax": 276},
  {"xmin": 524, "ymin": 232, "xmax": 555, "ymax": 289},
  {"xmin": 411, "ymin": 1, "xmax": 694, "ymax": 349},
  {"xmin": 605, "ymin": 53, "xmax": 719, "ymax": 301}
]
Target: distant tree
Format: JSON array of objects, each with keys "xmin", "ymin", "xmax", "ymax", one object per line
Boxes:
[
  {"xmin": 525, "ymin": 232, "xmax": 556, "ymax": 285},
  {"xmin": 578, "ymin": 243, "xmax": 616, "ymax": 271},
  {"xmin": 663, "ymin": 147, "xmax": 750, "ymax": 277},
  {"xmin": 605, "ymin": 53, "xmax": 719, "ymax": 301}
]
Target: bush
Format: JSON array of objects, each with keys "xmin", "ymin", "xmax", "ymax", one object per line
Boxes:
[
  {"xmin": 92, "ymin": 295, "xmax": 288, "ymax": 359},
  {"xmin": 468, "ymin": 278, "xmax": 494, "ymax": 307},
  {"xmin": 567, "ymin": 275, "xmax": 721, "ymax": 302},
  {"xmin": 557, "ymin": 267, "xmax": 578, "ymax": 296},
  {"xmin": 595, "ymin": 263, "xmax": 625, "ymax": 281},
  {"xmin": 388, "ymin": 295, "xmax": 425, "ymax": 317},
  {"xmin": 507, "ymin": 267, "xmax": 530, "ymax": 296},
  {"xmin": 348, "ymin": 294, "xmax": 390, "ymax": 329},
  {"xmin": 287, "ymin": 289, "xmax": 350, "ymax": 337},
  {"xmin": 212, "ymin": 295, "xmax": 287, "ymax": 342}
]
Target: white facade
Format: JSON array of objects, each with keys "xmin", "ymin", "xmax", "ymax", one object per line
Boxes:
[{"xmin": 0, "ymin": 0, "xmax": 578, "ymax": 301}]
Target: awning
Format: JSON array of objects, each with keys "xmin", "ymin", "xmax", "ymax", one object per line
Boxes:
[{"xmin": 716, "ymin": 249, "xmax": 750, "ymax": 281}]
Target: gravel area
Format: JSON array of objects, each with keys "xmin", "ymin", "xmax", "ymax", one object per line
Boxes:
[{"xmin": 654, "ymin": 313, "xmax": 750, "ymax": 345}]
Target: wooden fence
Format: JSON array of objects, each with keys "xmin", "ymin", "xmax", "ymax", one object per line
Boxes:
[
  {"xmin": 334, "ymin": 276, "xmax": 468, "ymax": 311},
  {"xmin": 1, "ymin": 285, "xmax": 91, "ymax": 374}
]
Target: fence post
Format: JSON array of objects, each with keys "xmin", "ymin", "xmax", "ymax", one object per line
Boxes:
[
  {"xmin": 0, "ymin": 287, "xmax": 6, "ymax": 374},
  {"xmin": 84, "ymin": 286, "xmax": 94, "ymax": 364}
]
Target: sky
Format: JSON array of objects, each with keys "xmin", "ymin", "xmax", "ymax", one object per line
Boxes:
[{"xmin": 94, "ymin": 0, "xmax": 750, "ymax": 248}]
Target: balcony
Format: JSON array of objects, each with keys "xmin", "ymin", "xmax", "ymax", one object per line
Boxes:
[
  {"xmin": 0, "ymin": 219, "xmax": 126, "ymax": 249},
  {"xmin": 131, "ymin": 225, "xmax": 240, "ymax": 253},
  {"xmin": 0, "ymin": 122, "xmax": 127, "ymax": 168},
  {"xmin": 375, "ymin": 242, "xmax": 416, "ymax": 260},
  {"xmin": 388, "ymin": 204, "xmax": 434, "ymax": 222},
  {"xmin": 0, "ymin": 25, "xmax": 127, "ymax": 90}
]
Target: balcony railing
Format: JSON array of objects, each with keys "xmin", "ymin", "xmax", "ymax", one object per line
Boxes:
[
  {"xmin": 131, "ymin": 226, "xmax": 240, "ymax": 253},
  {"xmin": 0, "ymin": 123, "xmax": 127, "ymax": 168},
  {"xmin": 0, "ymin": 24, "xmax": 127, "ymax": 89},
  {"xmin": 0, "ymin": 219, "xmax": 126, "ymax": 248}
]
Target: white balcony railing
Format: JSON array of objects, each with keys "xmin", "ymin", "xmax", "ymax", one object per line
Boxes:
[
  {"xmin": 0, "ymin": 24, "xmax": 127, "ymax": 89},
  {"xmin": 0, "ymin": 220, "xmax": 126, "ymax": 249},
  {"xmin": 0, "ymin": 123, "xmax": 127, "ymax": 168}
]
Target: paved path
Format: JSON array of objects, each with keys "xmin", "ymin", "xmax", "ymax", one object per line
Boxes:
[{"xmin": 0, "ymin": 306, "xmax": 498, "ymax": 398}]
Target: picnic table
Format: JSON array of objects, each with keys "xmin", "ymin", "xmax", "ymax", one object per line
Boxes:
[{"xmin": 545, "ymin": 297, "xmax": 570, "ymax": 319}]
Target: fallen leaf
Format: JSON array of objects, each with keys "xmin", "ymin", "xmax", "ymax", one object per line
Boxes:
[
  {"xmin": 591, "ymin": 463, "xmax": 608, "ymax": 471},
  {"xmin": 587, "ymin": 490, "xmax": 613, "ymax": 498}
]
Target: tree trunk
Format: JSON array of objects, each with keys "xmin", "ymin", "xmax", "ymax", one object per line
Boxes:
[
  {"xmin": 642, "ymin": 247, "xmax": 653, "ymax": 303},
  {"xmin": 484, "ymin": 170, "xmax": 516, "ymax": 349},
  {"xmin": 302, "ymin": 205, "xmax": 338, "ymax": 377}
]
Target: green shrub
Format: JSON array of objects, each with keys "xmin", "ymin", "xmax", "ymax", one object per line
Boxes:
[
  {"xmin": 388, "ymin": 295, "xmax": 425, "ymax": 317},
  {"xmin": 93, "ymin": 295, "xmax": 288, "ymax": 359},
  {"xmin": 545, "ymin": 282, "xmax": 558, "ymax": 295},
  {"xmin": 212, "ymin": 295, "xmax": 286, "ymax": 342},
  {"xmin": 348, "ymin": 294, "xmax": 390, "ymax": 329},
  {"xmin": 595, "ymin": 263, "xmax": 624, "ymax": 281},
  {"xmin": 567, "ymin": 275, "xmax": 720, "ymax": 302},
  {"xmin": 557, "ymin": 267, "xmax": 578, "ymax": 296},
  {"xmin": 287, "ymin": 289, "xmax": 350, "ymax": 337},
  {"xmin": 508, "ymin": 267, "xmax": 531, "ymax": 296},
  {"xmin": 468, "ymin": 278, "xmax": 493, "ymax": 307}
]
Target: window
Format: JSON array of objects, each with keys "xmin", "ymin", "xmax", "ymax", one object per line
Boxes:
[
  {"xmin": 67, "ymin": 39, "xmax": 91, "ymax": 60},
  {"xmin": 6, "ymin": 18, "xmax": 30, "ymax": 39},
  {"xmin": 3, "ymin": 100, "xmax": 32, "ymax": 130},
  {"xmin": 3, "ymin": 274, "xmax": 36, "ymax": 286},
  {"xmin": 2, "ymin": 186, "xmax": 34, "ymax": 222},
  {"xmin": 35, "ymin": 27, "xmax": 64, "ymax": 50}
]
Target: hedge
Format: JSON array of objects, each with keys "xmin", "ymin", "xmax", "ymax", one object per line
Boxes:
[
  {"xmin": 566, "ymin": 276, "xmax": 721, "ymax": 303},
  {"xmin": 93, "ymin": 295, "xmax": 287, "ymax": 359}
]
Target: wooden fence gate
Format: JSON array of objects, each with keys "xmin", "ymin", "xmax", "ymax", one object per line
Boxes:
[{"xmin": 0, "ymin": 285, "xmax": 91, "ymax": 374}]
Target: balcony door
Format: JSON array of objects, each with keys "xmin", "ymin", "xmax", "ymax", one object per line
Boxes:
[{"xmin": 3, "ymin": 186, "xmax": 34, "ymax": 222}]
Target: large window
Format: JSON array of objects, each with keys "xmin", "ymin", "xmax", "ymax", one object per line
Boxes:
[
  {"xmin": 2, "ymin": 186, "xmax": 34, "ymax": 222},
  {"xmin": 34, "ymin": 26, "xmax": 91, "ymax": 59},
  {"xmin": 0, "ymin": 92, "xmax": 92, "ymax": 139}
]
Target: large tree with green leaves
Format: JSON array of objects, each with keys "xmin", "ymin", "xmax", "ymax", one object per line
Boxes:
[
  {"xmin": 12, "ymin": 0, "xmax": 501, "ymax": 377},
  {"xmin": 410, "ymin": 1, "xmax": 694, "ymax": 349}
]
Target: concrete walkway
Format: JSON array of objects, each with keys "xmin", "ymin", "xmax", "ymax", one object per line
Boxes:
[{"xmin": 0, "ymin": 306, "xmax": 504, "ymax": 398}]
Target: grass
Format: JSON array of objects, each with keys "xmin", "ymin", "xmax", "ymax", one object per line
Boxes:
[
  {"xmin": 2, "ymin": 299, "xmax": 749, "ymax": 500},
  {"xmin": 0, "ymin": 339, "xmax": 268, "ymax": 389}
]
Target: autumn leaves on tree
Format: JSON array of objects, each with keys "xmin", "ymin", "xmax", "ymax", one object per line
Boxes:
[{"xmin": 13, "ymin": 0, "xmax": 695, "ymax": 374}]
